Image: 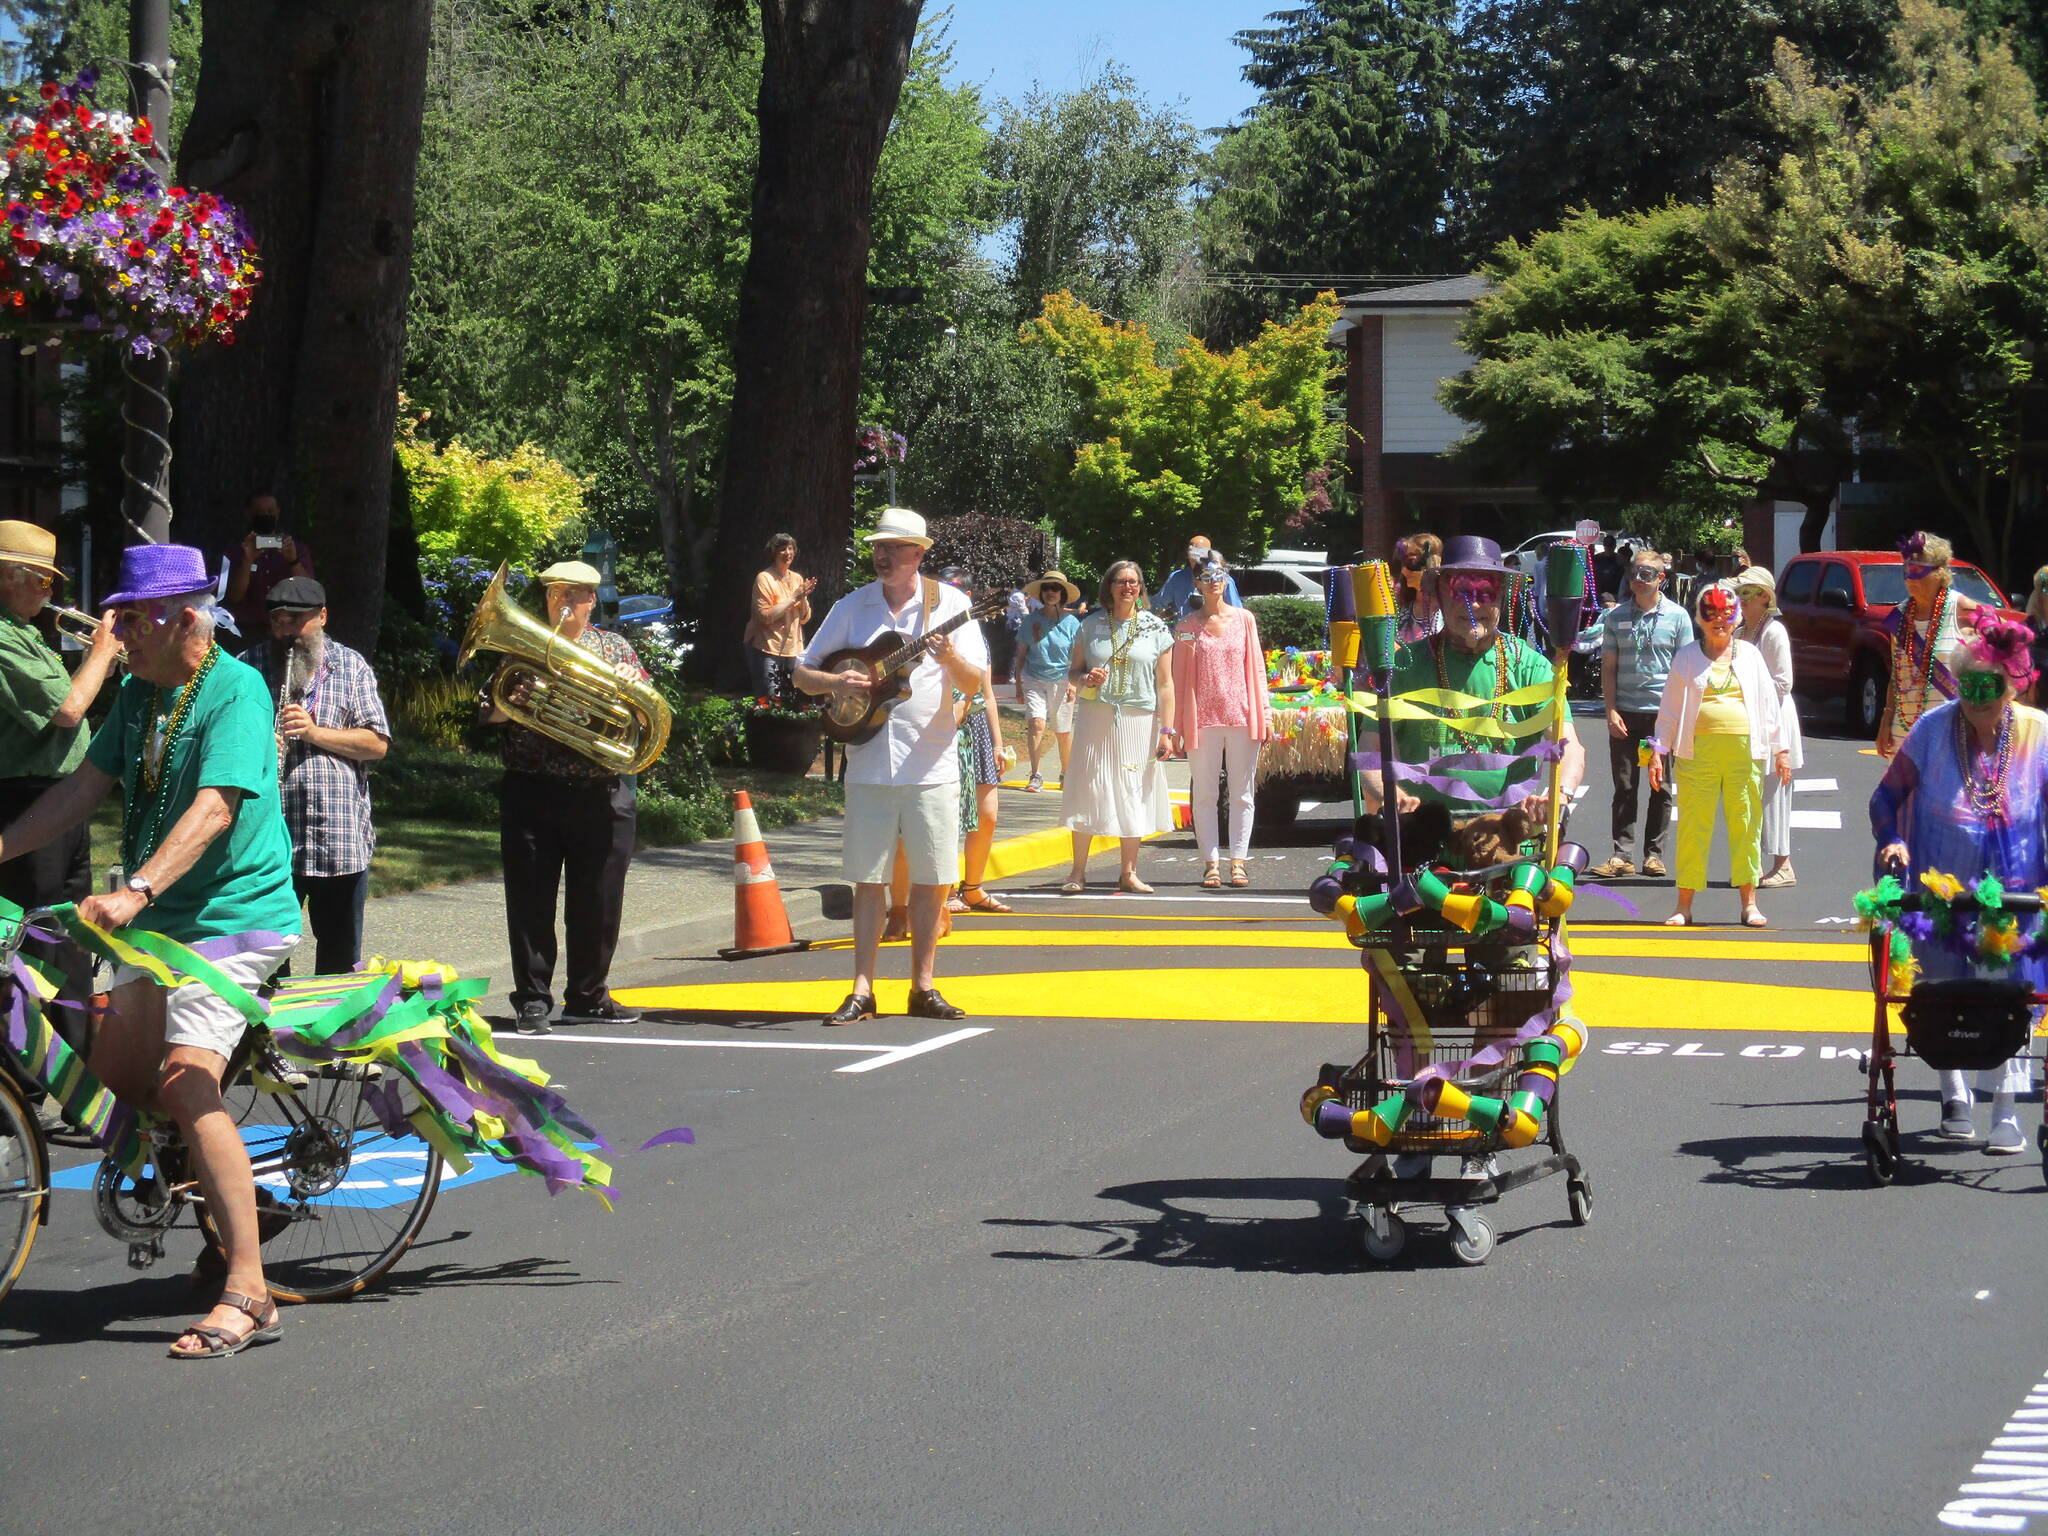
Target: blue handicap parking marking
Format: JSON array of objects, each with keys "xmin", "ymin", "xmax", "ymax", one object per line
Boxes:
[{"xmin": 49, "ymin": 1127, "xmax": 535, "ymax": 1211}]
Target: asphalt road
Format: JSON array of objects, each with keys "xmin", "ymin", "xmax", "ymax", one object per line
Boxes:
[{"xmin": 6, "ymin": 711, "xmax": 2046, "ymax": 1535}]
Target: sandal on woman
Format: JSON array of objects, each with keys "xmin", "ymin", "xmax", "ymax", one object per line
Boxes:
[
  {"xmin": 945, "ymin": 891, "xmax": 972, "ymax": 914},
  {"xmin": 1118, "ymin": 875, "xmax": 1156, "ymax": 895},
  {"xmin": 1662, "ymin": 911, "xmax": 1691, "ymax": 927},
  {"xmin": 1060, "ymin": 877, "xmax": 1086, "ymax": 895},
  {"xmin": 958, "ymin": 884, "xmax": 1013, "ymax": 914},
  {"xmin": 169, "ymin": 1289, "xmax": 282, "ymax": 1360},
  {"xmin": 882, "ymin": 905, "xmax": 911, "ymax": 943},
  {"xmin": 1743, "ymin": 905, "xmax": 1769, "ymax": 928},
  {"xmin": 1201, "ymin": 863, "xmax": 1222, "ymax": 890},
  {"xmin": 1228, "ymin": 861, "xmax": 1250, "ymax": 888}
]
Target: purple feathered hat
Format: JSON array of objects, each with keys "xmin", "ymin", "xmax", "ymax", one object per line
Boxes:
[{"xmin": 104, "ymin": 543, "xmax": 213, "ymax": 607}]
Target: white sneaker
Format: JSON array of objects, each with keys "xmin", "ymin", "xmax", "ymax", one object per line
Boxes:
[
  {"xmin": 1390, "ymin": 1153, "xmax": 1431, "ymax": 1180},
  {"xmin": 1988, "ymin": 1118, "xmax": 2026, "ymax": 1155},
  {"xmin": 1460, "ymin": 1153, "xmax": 1501, "ymax": 1182}
]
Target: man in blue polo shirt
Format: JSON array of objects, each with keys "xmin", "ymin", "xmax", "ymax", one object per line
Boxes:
[{"xmin": 1592, "ymin": 548, "xmax": 1693, "ymax": 879}]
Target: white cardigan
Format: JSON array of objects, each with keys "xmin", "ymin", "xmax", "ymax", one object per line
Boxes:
[
  {"xmin": 1652, "ymin": 638, "xmax": 1789, "ymax": 762},
  {"xmin": 1747, "ymin": 617, "xmax": 1804, "ymax": 769}
]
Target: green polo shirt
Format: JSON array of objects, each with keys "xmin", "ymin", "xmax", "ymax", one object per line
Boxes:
[
  {"xmin": 0, "ymin": 610, "xmax": 88, "ymax": 779},
  {"xmin": 1387, "ymin": 633, "xmax": 1556, "ymax": 811},
  {"xmin": 85, "ymin": 652, "xmax": 301, "ymax": 943}
]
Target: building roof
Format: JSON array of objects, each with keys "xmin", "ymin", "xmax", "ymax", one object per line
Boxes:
[{"xmin": 1340, "ymin": 274, "xmax": 1494, "ymax": 311}]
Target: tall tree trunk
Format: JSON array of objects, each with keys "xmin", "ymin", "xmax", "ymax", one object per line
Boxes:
[
  {"xmin": 172, "ymin": 0, "xmax": 433, "ymax": 653},
  {"xmin": 695, "ymin": 0, "xmax": 924, "ymax": 689}
]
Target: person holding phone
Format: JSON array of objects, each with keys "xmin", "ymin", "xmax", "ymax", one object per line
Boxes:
[{"xmin": 224, "ymin": 492, "xmax": 313, "ymax": 644}]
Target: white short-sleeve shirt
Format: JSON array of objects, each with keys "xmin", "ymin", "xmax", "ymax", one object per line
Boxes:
[{"xmin": 801, "ymin": 578, "xmax": 990, "ymax": 787}]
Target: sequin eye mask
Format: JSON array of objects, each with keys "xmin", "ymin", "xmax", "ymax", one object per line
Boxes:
[
  {"xmin": 1698, "ymin": 592, "xmax": 1737, "ymax": 622},
  {"xmin": 1958, "ymin": 670, "xmax": 2006, "ymax": 704}
]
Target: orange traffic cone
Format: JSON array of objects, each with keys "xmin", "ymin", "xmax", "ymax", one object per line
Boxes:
[{"xmin": 718, "ymin": 790, "xmax": 811, "ymax": 960}]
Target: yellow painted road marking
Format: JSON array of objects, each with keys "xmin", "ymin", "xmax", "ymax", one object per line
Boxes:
[
  {"xmin": 619, "ymin": 967, "xmax": 1876, "ymax": 1031},
  {"xmin": 813, "ymin": 926, "xmax": 1865, "ymax": 964}
]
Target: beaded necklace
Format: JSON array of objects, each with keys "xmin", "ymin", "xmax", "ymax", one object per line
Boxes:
[
  {"xmin": 1434, "ymin": 633, "xmax": 1510, "ymax": 752},
  {"xmin": 1893, "ymin": 585, "xmax": 1949, "ymax": 721},
  {"xmin": 124, "ymin": 642, "xmax": 220, "ymax": 871},
  {"xmin": 1954, "ymin": 702, "xmax": 2015, "ymax": 825}
]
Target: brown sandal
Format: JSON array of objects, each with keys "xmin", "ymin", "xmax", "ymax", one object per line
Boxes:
[
  {"xmin": 1228, "ymin": 861, "xmax": 1250, "ymax": 888},
  {"xmin": 958, "ymin": 884, "xmax": 1013, "ymax": 914},
  {"xmin": 1201, "ymin": 864, "xmax": 1222, "ymax": 890},
  {"xmin": 169, "ymin": 1289, "xmax": 282, "ymax": 1360}
]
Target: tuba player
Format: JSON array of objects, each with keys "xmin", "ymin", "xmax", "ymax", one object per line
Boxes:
[{"xmin": 477, "ymin": 560, "xmax": 651, "ymax": 1035}]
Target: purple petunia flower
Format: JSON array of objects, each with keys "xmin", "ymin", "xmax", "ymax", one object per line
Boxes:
[{"xmin": 80, "ymin": 313, "xmax": 99, "ymax": 330}]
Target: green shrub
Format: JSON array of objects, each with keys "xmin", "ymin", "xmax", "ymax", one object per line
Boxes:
[{"xmin": 1245, "ymin": 595, "xmax": 1324, "ymax": 650}]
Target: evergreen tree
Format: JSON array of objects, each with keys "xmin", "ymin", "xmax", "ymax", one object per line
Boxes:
[
  {"xmin": 1463, "ymin": 0, "xmax": 1895, "ymax": 247},
  {"xmin": 1197, "ymin": 1, "xmax": 1474, "ymax": 344}
]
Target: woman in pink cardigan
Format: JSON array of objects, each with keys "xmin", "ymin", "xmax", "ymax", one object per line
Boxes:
[{"xmin": 1172, "ymin": 560, "xmax": 1271, "ymax": 887}]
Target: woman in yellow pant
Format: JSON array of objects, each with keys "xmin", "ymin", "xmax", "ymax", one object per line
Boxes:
[{"xmin": 1649, "ymin": 582, "xmax": 1791, "ymax": 926}]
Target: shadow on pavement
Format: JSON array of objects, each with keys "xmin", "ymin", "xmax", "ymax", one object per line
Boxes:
[{"xmin": 1675, "ymin": 1131, "xmax": 2044, "ymax": 1192}]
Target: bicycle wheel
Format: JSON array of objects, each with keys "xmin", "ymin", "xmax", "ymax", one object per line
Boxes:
[
  {"xmin": 203, "ymin": 1063, "xmax": 442, "ymax": 1302},
  {"xmin": 0, "ymin": 1072, "xmax": 49, "ymax": 1305}
]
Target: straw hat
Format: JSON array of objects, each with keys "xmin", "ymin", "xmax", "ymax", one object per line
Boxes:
[
  {"xmin": 862, "ymin": 507, "xmax": 933, "ymax": 549},
  {"xmin": 1031, "ymin": 569, "xmax": 1081, "ymax": 604},
  {"xmin": 0, "ymin": 520, "xmax": 63, "ymax": 582}
]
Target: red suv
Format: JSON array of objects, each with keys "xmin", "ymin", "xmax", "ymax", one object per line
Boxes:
[{"xmin": 1777, "ymin": 551, "xmax": 2024, "ymax": 734}]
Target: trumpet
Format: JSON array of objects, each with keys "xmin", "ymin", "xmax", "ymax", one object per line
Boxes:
[{"xmin": 46, "ymin": 604, "xmax": 123, "ymax": 659}]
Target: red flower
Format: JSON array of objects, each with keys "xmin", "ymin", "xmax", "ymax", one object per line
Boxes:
[
  {"xmin": 37, "ymin": 84, "xmax": 56, "ymax": 101},
  {"xmin": 125, "ymin": 239, "xmax": 146, "ymax": 258},
  {"xmin": 133, "ymin": 118, "xmax": 153, "ymax": 144}
]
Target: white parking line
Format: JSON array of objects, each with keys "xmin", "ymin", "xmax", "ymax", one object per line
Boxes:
[
  {"xmin": 516, "ymin": 1030, "xmax": 991, "ymax": 1073},
  {"xmin": 1795, "ymin": 777, "xmax": 1839, "ymax": 792},
  {"xmin": 1790, "ymin": 810, "xmax": 1843, "ymax": 829}
]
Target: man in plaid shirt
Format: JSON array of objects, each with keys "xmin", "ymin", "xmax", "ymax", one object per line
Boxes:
[{"xmin": 241, "ymin": 577, "xmax": 391, "ymax": 973}]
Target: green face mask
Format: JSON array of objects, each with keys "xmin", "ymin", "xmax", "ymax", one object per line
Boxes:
[{"xmin": 1957, "ymin": 670, "xmax": 2005, "ymax": 705}]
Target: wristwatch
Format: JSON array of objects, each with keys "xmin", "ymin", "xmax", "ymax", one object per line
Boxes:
[{"xmin": 125, "ymin": 874, "xmax": 155, "ymax": 905}]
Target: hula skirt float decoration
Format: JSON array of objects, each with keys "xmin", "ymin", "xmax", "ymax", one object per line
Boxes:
[
  {"xmin": 1299, "ymin": 554, "xmax": 1594, "ymax": 1265},
  {"xmin": 1852, "ymin": 872, "xmax": 2047, "ymax": 1186},
  {"xmin": 1, "ymin": 897, "xmax": 658, "ymax": 1285}
]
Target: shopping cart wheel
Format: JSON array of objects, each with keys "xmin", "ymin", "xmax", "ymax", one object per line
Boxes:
[
  {"xmin": 1359, "ymin": 1207, "xmax": 1406, "ymax": 1263},
  {"xmin": 1862, "ymin": 1121, "xmax": 1897, "ymax": 1186},
  {"xmin": 1567, "ymin": 1176, "xmax": 1592, "ymax": 1226},
  {"xmin": 1447, "ymin": 1208, "xmax": 1494, "ymax": 1266}
]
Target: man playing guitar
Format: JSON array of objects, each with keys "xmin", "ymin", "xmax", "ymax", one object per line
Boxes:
[{"xmin": 795, "ymin": 508, "xmax": 990, "ymax": 1024}]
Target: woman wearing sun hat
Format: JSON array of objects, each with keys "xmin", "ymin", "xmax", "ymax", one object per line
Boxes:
[
  {"xmin": 1012, "ymin": 568, "xmax": 1081, "ymax": 791},
  {"xmin": 0, "ymin": 520, "xmax": 122, "ymax": 1052},
  {"xmin": 1734, "ymin": 566, "xmax": 1803, "ymax": 888}
]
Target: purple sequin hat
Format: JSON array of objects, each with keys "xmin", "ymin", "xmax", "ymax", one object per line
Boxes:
[{"xmin": 103, "ymin": 543, "xmax": 212, "ymax": 607}]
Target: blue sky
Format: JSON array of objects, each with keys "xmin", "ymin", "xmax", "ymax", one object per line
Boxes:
[{"xmin": 935, "ymin": 1, "xmax": 1271, "ymax": 140}]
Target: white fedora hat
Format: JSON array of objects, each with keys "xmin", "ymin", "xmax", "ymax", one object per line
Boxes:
[{"xmin": 862, "ymin": 506, "xmax": 933, "ymax": 549}]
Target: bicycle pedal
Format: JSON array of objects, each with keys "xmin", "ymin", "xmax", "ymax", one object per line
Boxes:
[
  {"xmin": 126, "ymin": 1236, "xmax": 164, "ymax": 1270},
  {"xmin": 254, "ymin": 1067, "xmax": 311, "ymax": 1093}
]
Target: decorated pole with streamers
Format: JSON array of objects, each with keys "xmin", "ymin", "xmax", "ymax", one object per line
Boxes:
[
  {"xmin": 1352, "ymin": 559, "xmax": 1407, "ymax": 945},
  {"xmin": 1326, "ymin": 565, "xmax": 1360, "ymax": 818}
]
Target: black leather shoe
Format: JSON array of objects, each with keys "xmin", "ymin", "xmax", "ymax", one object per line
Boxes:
[
  {"xmin": 906, "ymin": 987, "xmax": 966, "ymax": 1021},
  {"xmin": 825, "ymin": 992, "xmax": 878, "ymax": 1026}
]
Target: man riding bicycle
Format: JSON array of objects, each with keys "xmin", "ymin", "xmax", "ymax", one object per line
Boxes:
[{"xmin": 0, "ymin": 545, "xmax": 301, "ymax": 1358}]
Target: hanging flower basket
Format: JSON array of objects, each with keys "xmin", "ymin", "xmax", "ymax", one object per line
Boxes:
[{"xmin": 0, "ymin": 70, "xmax": 260, "ymax": 357}]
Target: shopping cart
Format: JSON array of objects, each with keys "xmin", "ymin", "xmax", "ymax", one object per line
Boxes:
[{"xmin": 1861, "ymin": 887, "xmax": 2043, "ymax": 1186}]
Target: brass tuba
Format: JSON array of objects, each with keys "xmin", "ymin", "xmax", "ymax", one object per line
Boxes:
[{"xmin": 458, "ymin": 563, "xmax": 672, "ymax": 775}]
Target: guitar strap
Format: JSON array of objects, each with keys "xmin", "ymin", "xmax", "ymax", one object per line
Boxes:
[{"xmin": 921, "ymin": 575, "xmax": 939, "ymax": 653}]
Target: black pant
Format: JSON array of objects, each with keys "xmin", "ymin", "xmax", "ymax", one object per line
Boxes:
[
  {"xmin": 499, "ymin": 771, "xmax": 636, "ymax": 1012},
  {"xmin": 1608, "ymin": 707, "xmax": 1671, "ymax": 861},
  {"xmin": 0, "ymin": 775, "xmax": 93, "ymax": 1052},
  {"xmin": 746, "ymin": 648, "xmax": 794, "ymax": 700},
  {"xmin": 293, "ymin": 869, "xmax": 369, "ymax": 976}
]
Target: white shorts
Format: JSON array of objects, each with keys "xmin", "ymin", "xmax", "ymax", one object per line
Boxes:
[
  {"xmin": 109, "ymin": 935, "xmax": 299, "ymax": 1061},
  {"xmin": 1020, "ymin": 676, "xmax": 1074, "ymax": 733},
  {"xmin": 842, "ymin": 781, "xmax": 961, "ymax": 887}
]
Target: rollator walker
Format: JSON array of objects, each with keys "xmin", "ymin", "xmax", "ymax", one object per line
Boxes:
[{"xmin": 1299, "ymin": 551, "xmax": 1595, "ymax": 1265}]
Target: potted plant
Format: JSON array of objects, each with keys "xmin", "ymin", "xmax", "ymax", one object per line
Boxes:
[{"xmin": 742, "ymin": 693, "xmax": 823, "ymax": 776}]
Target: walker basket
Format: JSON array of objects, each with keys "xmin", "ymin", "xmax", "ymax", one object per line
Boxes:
[
  {"xmin": 1900, "ymin": 978, "xmax": 2036, "ymax": 1072},
  {"xmin": 1348, "ymin": 964, "xmax": 1559, "ymax": 1153}
]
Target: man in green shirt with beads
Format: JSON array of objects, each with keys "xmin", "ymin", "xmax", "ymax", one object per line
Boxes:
[
  {"xmin": 0, "ymin": 544, "xmax": 299, "ymax": 1361},
  {"xmin": 1363, "ymin": 535, "xmax": 1585, "ymax": 822},
  {"xmin": 0, "ymin": 522, "xmax": 121, "ymax": 1054}
]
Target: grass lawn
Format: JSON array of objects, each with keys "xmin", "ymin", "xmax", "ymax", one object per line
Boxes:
[{"xmin": 84, "ymin": 755, "xmax": 844, "ymax": 901}]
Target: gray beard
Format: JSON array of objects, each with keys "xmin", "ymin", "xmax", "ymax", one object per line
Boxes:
[{"xmin": 283, "ymin": 633, "xmax": 323, "ymax": 700}]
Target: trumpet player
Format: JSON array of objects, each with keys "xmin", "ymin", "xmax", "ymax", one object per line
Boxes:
[
  {"xmin": 0, "ymin": 520, "xmax": 119, "ymax": 1057},
  {"xmin": 241, "ymin": 578, "xmax": 390, "ymax": 974},
  {"xmin": 477, "ymin": 560, "xmax": 650, "ymax": 1036}
]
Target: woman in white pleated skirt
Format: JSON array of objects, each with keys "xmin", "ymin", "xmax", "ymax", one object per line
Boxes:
[{"xmin": 1061, "ymin": 560, "xmax": 1176, "ymax": 893}]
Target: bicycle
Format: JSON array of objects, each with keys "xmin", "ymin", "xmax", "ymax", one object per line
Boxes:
[{"xmin": 0, "ymin": 904, "xmax": 442, "ymax": 1308}]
